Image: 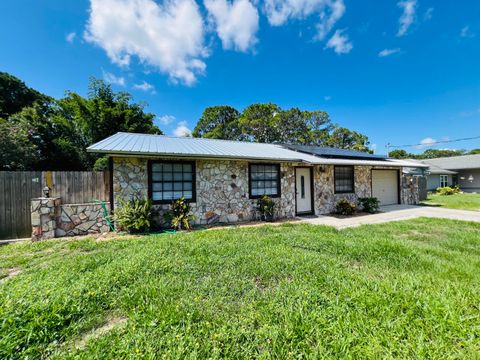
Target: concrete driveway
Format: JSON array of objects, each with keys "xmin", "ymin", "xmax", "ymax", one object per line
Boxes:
[{"xmin": 298, "ymin": 205, "xmax": 480, "ymax": 229}]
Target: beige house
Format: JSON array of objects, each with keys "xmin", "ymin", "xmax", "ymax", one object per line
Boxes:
[{"xmin": 88, "ymin": 133, "xmax": 427, "ymax": 225}]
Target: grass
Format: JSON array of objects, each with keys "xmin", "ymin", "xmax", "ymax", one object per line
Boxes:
[
  {"xmin": 421, "ymin": 192, "xmax": 480, "ymax": 211},
  {"xmin": 1, "ymin": 219, "xmax": 480, "ymax": 358}
]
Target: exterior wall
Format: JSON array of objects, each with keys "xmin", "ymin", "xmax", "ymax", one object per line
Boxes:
[
  {"xmin": 457, "ymin": 169, "xmax": 480, "ymax": 192},
  {"xmin": 112, "ymin": 157, "xmax": 424, "ymax": 225},
  {"xmin": 426, "ymin": 174, "xmax": 452, "ymax": 191},
  {"xmin": 112, "ymin": 157, "xmax": 298, "ymax": 225},
  {"xmin": 31, "ymin": 198, "xmax": 110, "ymax": 241},
  {"xmin": 56, "ymin": 203, "xmax": 111, "ymax": 237}
]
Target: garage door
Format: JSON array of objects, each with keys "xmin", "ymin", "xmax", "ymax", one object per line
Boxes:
[{"xmin": 372, "ymin": 170, "xmax": 399, "ymax": 205}]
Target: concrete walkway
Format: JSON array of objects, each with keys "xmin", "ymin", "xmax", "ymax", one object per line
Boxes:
[{"xmin": 297, "ymin": 205, "xmax": 480, "ymax": 229}]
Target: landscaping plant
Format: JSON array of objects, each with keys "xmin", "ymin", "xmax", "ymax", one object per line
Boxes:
[
  {"xmin": 436, "ymin": 186, "xmax": 461, "ymax": 196},
  {"xmin": 335, "ymin": 199, "xmax": 356, "ymax": 215},
  {"xmin": 358, "ymin": 197, "xmax": 380, "ymax": 213},
  {"xmin": 257, "ymin": 195, "xmax": 275, "ymax": 221},
  {"xmin": 164, "ymin": 197, "xmax": 196, "ymax": 230},
  {"xmin": 113, "ymin": 197, "xmax": 153, "ymax": 233}
]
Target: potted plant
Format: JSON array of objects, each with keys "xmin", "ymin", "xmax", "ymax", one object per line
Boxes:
[{"xmin": 258, "ymin": 195, "xmax": 275, "ymax": 222}]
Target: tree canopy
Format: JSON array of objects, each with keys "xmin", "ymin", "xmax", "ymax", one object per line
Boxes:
[
  {"xmin": 192, "ymin": 103, "xmax": 370, "ymax": 150},
  {"xmin": 0, "ymin": 74, "xmax": 161, "ymax": 170},
  {"xmin": 388, "ymin": 148, "xmax": 475, "ymax": 160}
]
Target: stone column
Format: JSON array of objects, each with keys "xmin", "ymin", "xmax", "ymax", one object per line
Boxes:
[{"xmin": 31, "ymin": 197, "xmax": 61, "ymax": 241}]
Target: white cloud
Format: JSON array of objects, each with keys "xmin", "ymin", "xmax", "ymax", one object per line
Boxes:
[
  {"xmin": 263, "ymin": 0, "xmax": 345, "ymax": 41},
  {"xmin": 424, "ymin": 7, "xmax": 433, "ymax": 21},
  {"xmin": 84, "ymin": 0, "xmax": 207, "ymax": 86},
  {"xmin": 158, "ymin": 115, "xmax": 176, "ymax": 125},
  {"xmin": 133, "ymin": 81, "xmax": 155, "ymax": 93},
  {"xmin": 325, "ymin": 29, "xmax": 352, "ymax": 54},
  {"xmin": 378, "ymin": 48, "xmax": 401, "ymax": 57},
  {"xmin": 204, "ymin": 0, "xmax": 259, "ymax": 52},
  {"xmin": 102, "ymin": 71, "xmax": 126, "ymax": 86},
  {"xmin": 173, "ymin": 121, "xmax": 192, "ymax": 137},
  {"xmin": 324, "ymin": 95, "xmax": 332, "ymax": 101},
  {"xmin": 397, "ymin": 0, "xmax": 416, "ymax": 37},
  {"xmin": 66, "ymin": 32, "xmax": 76, "ymax": 43},
  {"xmin": 416, "ymin": 137, "xmax": 436, "ymax": 149},
  {"xmin": 460, "ymin": 26, "xmax": 475, "ymax": 38}
]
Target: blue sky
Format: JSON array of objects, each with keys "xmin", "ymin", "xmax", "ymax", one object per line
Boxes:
[{"xmin": 0, "ymin": 0, "xmax": 479, "ymax": 154}]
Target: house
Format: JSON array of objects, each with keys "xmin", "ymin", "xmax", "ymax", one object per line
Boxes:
[
  {"xmin": 409, "ymin": 155, "xmax": 480, "ymax": 192},
  {"xmin": 87, "ymin": 132, "xmax": 427, "ymax": 225}
]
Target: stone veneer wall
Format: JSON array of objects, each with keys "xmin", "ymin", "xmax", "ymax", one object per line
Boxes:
[
  {"xmin": 31, "ymin": 198, "xmax": 110, "ymax": 241},
  {"xmin": 31, "ymin": 197, "xmax": 61, "ymax": 241},
  {"xmin": 112, "ymin": 157, "xmax": 298, "ymax": 225},
  {"xmin": 56, "ymin": 203, "xmax": 111, "ymax": 237},
  {"xmin": 112, "ymin": 157, "xmax": 424, "ymax": 224}
]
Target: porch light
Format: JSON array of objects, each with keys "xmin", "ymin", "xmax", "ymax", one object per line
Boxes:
[
  {"xmin": 42, "ymin": 186, "xmax": 50, "ymax": 197},
  {"xmin": 468, "ymin": 175, "xmax": 474, "ymax": 182}
]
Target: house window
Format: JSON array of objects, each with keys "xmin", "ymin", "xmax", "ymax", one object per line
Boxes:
[
  {"xmin": 334, "ymin": 166, "xmax": 354, "ymax": 193},
  {"xmin": 249, "ymin": 164, "xmax": 281, "ymax": 198},
  {"xmin": 440, "ymin": 175, "xmax": 448, "ymax": 188},
  {"xmin": 149, "ymin": 161, "xmax": 195, "ymax": 203}
]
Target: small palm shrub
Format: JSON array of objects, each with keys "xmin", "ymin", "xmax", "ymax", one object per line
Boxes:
[
  {"xmin": 358, "ymin": 197, "xmax": 380, "ymax": 213},
  {"xmin": 164, "ymin": 197, "xmax": 196, "ymax": 230},
  {"xmin": 335, "ymin": 199, "xmax": 356, "ymax": 216},
  {"xmin": 436, "ymin": 186, "xmax": 461, "ymax": 196},
  {"xmin": 258, "ymin": 195, "xmax": 275, "ymax": 221},
  {"xmin": 114, "ymin": 197, "xmax": 153, "ymax": 233}
]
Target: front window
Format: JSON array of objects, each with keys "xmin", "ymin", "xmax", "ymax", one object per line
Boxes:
[
  {"xmin": 440, "ymin": 175, "xmax": 448, "ymax": 187},
  {"xmin": 149, "ymin": 161, "xmax": 195, "ymax": 203},
  {"xmin": 249, "ymin": 164, "xmax": 281, "ymax": 198},
  {"xmin": 334, "ymin": 166, "xmax": 354, "ymax": 193}
]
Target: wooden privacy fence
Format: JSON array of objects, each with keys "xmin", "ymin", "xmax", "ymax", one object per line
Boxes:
[{"xmin": 0, "ymin": 171, "xmax": 110, "ymax": 240}]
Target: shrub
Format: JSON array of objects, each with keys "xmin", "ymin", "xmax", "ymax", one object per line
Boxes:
[
  {"xmin": 258, "ymin": 195, "xmax": 275, "ymax": 221},
  {"xmin": 358, "ymin": 197, "xmax": 380, "ymax": 213},
  {"xmin": 164, "ymin": 197, "xmax": 196, "ymax": 230},
  {"xmin": 114, "ymin": 197, "xmax": 153, "ymax": 233},
  {"xmin": 436, "ymin": 186, "xmax": 461, "ymax": 196},
  {"xmin": 335, "ymin": 199, "xmax": 356, "ymax": 216}
]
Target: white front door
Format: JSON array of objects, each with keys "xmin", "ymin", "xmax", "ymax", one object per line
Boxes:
[{"xmin": 296, "ymin": 168, "xmax": 313, "ymax": 214}]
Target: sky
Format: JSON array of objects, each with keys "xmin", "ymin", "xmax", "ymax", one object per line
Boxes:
[{"xmin": 0, "ymin": 0, "xmax": 479, "ymax": 154}]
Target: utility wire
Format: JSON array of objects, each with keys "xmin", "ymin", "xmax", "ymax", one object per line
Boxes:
[{"xmin": 387, "ymin": 135, "xmax": 480, "ymax": 149}]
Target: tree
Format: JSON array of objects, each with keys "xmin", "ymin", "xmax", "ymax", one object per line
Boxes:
[
  {"xmin": 388, "ymin": 149, "xmax": 411, "ymax": 159},
  {"xmin": 324, "ymin": 127, "xmax": 372, "ymax": 153},
  {"xmin": 418, "ymin": 149, "xmax": 465, "ymax": 159},
  {"xmin": 192, "ymin": 106, "xmax": 241, "ymax": 139},
  {"xmin": 0, "ymin": 118, "xmax": 38, "ymax": 170},
  {"xmin": 467, "ymin": 148, "xmax": 480, "ymax": 155},
  {"xmin": 0, "ymin": 75, "xmax": 164, "ymax": 170},
  {"xmin": 193, "ymin": 103, "xmax": 372, "ymax": 152},
  {"xmin": 239, "ymin": 103, "xmax": 281, "ymax": 143},
  {"xmin": 274, "ymin": 108, "xmax": 332, "ymax": 145},
  {"xmin": 0, "ymin": 72, "xmax": 50, "ymax": 118}
]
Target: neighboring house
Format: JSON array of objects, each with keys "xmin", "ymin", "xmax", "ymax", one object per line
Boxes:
[
  {"xmin": 404, "ymin": 160, "xmax": 457, "ymax": 191},
  {"xmin": 87, "ymin": 132, "xmax": 427, "ymax": 225},
  {"xmin": 412, "ymin": 155, "xmax": 480, "ymax": 193}
]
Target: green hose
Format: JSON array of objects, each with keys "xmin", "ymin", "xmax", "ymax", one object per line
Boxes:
[{"xmin": 94, "ymin": 200, "xmax": 115, "ymax": 231}]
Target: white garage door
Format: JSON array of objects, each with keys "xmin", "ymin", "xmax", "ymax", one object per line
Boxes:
[{"xmin": 372, "ymin": 170, "xmax": 399, "ymax": 205}]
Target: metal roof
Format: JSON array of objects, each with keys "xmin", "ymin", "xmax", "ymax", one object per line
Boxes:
[
  {"xmin": 405, "ymin": 159, "xmax": 457, "ymax": 174},
  {"xmin": 418, "ymin": 154, "xmax": 480, "ymax": 170},
  {"xmin": 87, "ymin": 132, "xmax": 427, "ymax": 167},
  {"xmin": 285, "ymin": 144, "xmax": 387, "ymax": 159}
]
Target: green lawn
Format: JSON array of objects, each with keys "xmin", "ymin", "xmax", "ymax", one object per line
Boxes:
[
  {"xmin": 421, "ymin": 192, "xmax": 480, "ymax": 211},
  {"xmin": 1, "ymin": 219, "xmax": 480, "ymax": 358}
]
